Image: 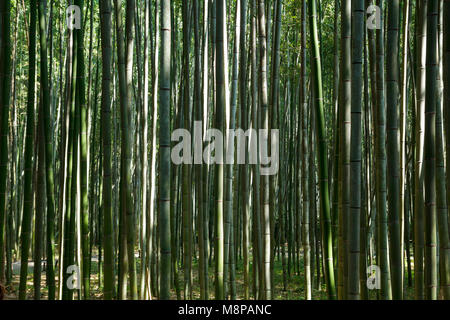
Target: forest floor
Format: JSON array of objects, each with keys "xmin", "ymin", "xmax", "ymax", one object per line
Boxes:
[{"xmin": 3, "ymin": 248, "xmax": 416, "ymax": 300}]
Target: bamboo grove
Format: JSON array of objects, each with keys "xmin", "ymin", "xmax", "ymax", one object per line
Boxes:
[{"xmin": 0, "ymin": 0, "xmax": 449, "ymax": 301}]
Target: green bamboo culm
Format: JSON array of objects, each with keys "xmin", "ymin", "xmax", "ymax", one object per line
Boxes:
[
  {"xmin": 442, "ymin": 0, "xmax": 450, "ymax": 301},
  {"xmin": 435, "ymin": 14, "xmax": 450, "ymax": 298},
  {"xmin": 159, "ymin": 0, "xmax": 172, "ymax": 300},
  {"xmin": 215, "ymin": 0, "xmax": 225, "ymax": 300},
  {"xmin": 308, "ymin": 0, "xmax": 336, "ymax": 300},
  {"xmin": 300, "ymin": 0, "xmax": 311, "ymax": 301},
  {"xmin": 201, "ymin": 0, "xmax": 210, "ymax": 300},
  {"xmin": 386, "ymin": 0, "xmax": 403, "ymax": 300},
  {"xmin": 193, "ymin": 0, "xmax": 206, "ymax": 300},
  {"xmin": 338, "ymin": 0, "xmax": 351, "ymax": 299},
  {"xmin": 74, "ymin": 0, "xmax": 91, "ymax": 300},
  {"xmin": 99, "ymin": 0, "xmax": 114, "ymax": 300},
  {"xmin": 375, "ymin": 0, "xmax": 391, "ymax": 300},
  {"xmin": 269, "ymin": 0, "xmax": 282, "ymax": 296},
  {"xmin": 424, "ymin": 0, "xmax": 438, "ymax": 300},
  {"xmin": 250, "ymin": 0, "xmax": 264, "ymax": 299},
  {"xmin": 414, "ymin": 0, "xmax": 426, "ymax": 300},
  {"xmin": 181, "ymin": 0, "xmax": 193, "ymax": 299},
  {"xmin": 19, "ymin": 0, "xmax": 37, "ymax": 300},
  {"xmin": 61, "ymin": 22, "xmax": 79, "ymax": 301},
  {"xmin": 225, "ymin": 0, "xmax": 240, "ymax": 299},
  {"xmin": 34, "ymin": 109, "xmax": 45, "ymax": 300},
  {"xmin": 112, "ymin": 0, "xmax": 128, "ymax": 299},
  {"xmin": 0, "ymin": 0, "xmax": 12, "ymax": 285},
  {"xmin": 331, "ymin": 0, "xmax": 340, "ymax": 274},
  {"xmin": 257, "ymin": 0, "xmax": 271, "ymax": 300},
  {"xmin": 348, "ymin": 0, "xmax": 364, "ymax": 300},
  {"xmin": 37, "ymin": 0, "xmax": 56, "ymax": 300},
  {"xmin": 68, "ymin": 26, "xmax": 79, "ymax": 300},
  {"xmin": 239, "ymin": 0, "xmax": 249, "ymax": 301},
  {"xmin": 124, "ymin": 0, "xmax": 138, "ymax": 300}
]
